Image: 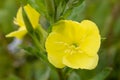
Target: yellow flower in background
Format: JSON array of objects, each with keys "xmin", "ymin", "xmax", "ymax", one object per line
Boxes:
[
  {"xmin": 45, "ymin": 20, "xmax": 101, "ymax": 69},
  {"xmin": 6, "ymin": 4, "xmax": 40, "ymax": 39}
]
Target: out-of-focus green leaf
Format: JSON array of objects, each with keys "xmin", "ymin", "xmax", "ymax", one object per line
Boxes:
[
  {"xmin": 44, "ymin": 0, "xmax": 55, "ymax": 24},
  {"xmin": 67, "ymin": 1, "xmax": 86, "ymax": 21},
  {"xmin": 68, "ymin": 71, "xmax": 81, "ymax": 80},
  {"xmin": 49, "ymin": 69, "xmax": 60, "ymax": 80},
  {"xmin": 55, "ymin": 0, "xmax": 66, "ymax": 20},
  {"xmin": 92, "ymin": 0, "xmax": 112, "ymax": 33},
  {"xmin": 0, "ymin": 0, "xmax": 17, "ymax": 34},
  {"xmin": 19, "ymin": 0, "xmax": 27, "ymax": 5},
  {"xmin": 63, "ymin": 0, "xmax": 85, "ymax": 21},
  {"xmin": 19, "ymin": 60, "xmax": 50, "ymax": 80},
  {"xmin": 34, "ymin": 61, "xmax": 50, "ymax": 80},
  {"xmin": 89, "ymin": 68, "xmax": 112, "ymax": 80},
  {"xmin": 65, "ymin": 0, "xmax": 84, "ymax": 9},
  {"xmin": 113, "ymin": 17, "xmax": 120, "ymax": 44},
  {"xmin": 6, "ymin": 74, "xmax": 21, "ymax": 80},
  {"xmin": 20, "ymin": 45, "xmax": 37, "ymax": 56},
  {"xmin": 54, "ymin": 0, "xmax": 68, "ymax": 6}
]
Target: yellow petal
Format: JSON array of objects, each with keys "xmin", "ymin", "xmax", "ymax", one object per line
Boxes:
[
  {"xmin": 80, "ymin": 20, "xmax": 101, "ymax": 56},
  {"xmin": 6, "ymin": 28, "xmax": 27, "ymax": 39},
  {"xmin": 63, "ymin": 53, "xmax": 98, "ymax": 69},
  {"xmin": 45, "ymin": 32, "xmax": 69, "ymax": 68},
  {"xmin": 52, "ymin": 20, "xmax": 85, "ymax": 42},
  {"xmin": 45, "ymin": 32, "xmax": 70, "ymax": 53},
  {"xmin": 15, "ymin": 7, "xmax": 25, "ymax": 27},
  {"xmin": 48, "ymin": 53, "xmax": 65, "ymax": 68},
  {"xmin": 24, "ymin": 4, "xmax": 40, "ymax": 29},
  {"xmin": 52, "ymin": 20, "xmax": 91, "ymax": 44}
]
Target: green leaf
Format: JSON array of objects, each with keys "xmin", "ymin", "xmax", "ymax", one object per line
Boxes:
[
  {"xmin": 6, "ymin": 74, "xmax": 21, "ymax": 80},
  {"xmin": 62, "ymin": 0, "xmax": 85, "ymax": 20},
  {"xmin": 22, "ymin": 7, "xmax": 34, "ymax": 35},
  {"xmin": 19, "ymin": 45, "xmax": 38, "ymax": 56},
  {"xmin": 66, "ymin": 0, "xmax": 84, "ymax": 9},
  {"xmin": 44, "ymin": 0, "xmax": 55, "ymax": 24},
  {"xmin": 67, "ymin": 1, "xmax": 86, "ymax": 21},
  {"xmin": 49, "ymin": 69, "xmax": 60, "ymax": 80},
  {"xmin": 35, "ymin": 24, "xmax": 48, "ymax": 47},
  {"xmin": 54, "ymin": 0, "xmax": 68, "ymax": 6},
  {"xmin": 89, "ymin": 67, "xmax": 112, "ymax": 80},
  {"xmin": 55, "ymin": 0, "xmax": 66, "ymax": 20},
  {"xmin": 18, "ymin": 0, "xmax": 27, "ymax": 5},
  {"xmin": 19, "ymin": 61, "xmax": 50, "ymax": 80},
  {"xmin": 34, "ymin": 61, "xmax": 50, "ymax": 80},
  {"xmin": 54, "ymin": 0, "xmax": 69, "ymax": 20},
  {"xmin": 68, "ymin": 71, "xmax": 81, "ymax": 80}
]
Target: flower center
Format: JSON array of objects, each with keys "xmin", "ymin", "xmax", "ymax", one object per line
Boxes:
[
  {"xmin": 72, "ymin": 43, "xmax": 79, "ymax": 47},
  {"xmin": 65, "ymin": 42, "xmax": 83, "ymax": 54},
  {"xmin": 55, "ymin": 41, "xmax": 83, "ymax": 54}
]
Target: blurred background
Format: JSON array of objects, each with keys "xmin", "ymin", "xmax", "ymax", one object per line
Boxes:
[{"xmin": 0, "ymin": 0, "xmax": 120, "ymax": 80}]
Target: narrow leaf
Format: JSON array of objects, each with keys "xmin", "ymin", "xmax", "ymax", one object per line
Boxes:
[
  {"xmin": 67, "ymin": 1, "xmax": 86, "ymax": 21},
  {"xmin": 62, "ymin": 0, "xmax": 85, "ymax": 20},
  {"xmin": 89, "ymin": 67, "xmax": 112, "ymax": 80},
  {"xmin": 45, "ymin": 0, "xmax": 55, "ymax": 23},
  {"xmin": 22, "ymin": 7, "xmax": 34, "ymax": 35}
]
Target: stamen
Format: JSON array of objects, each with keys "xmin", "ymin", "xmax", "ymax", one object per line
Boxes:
[
  {"xmin": 72, "ymin": 43, "xmax": 78, "ymax": 47},
  {"xmin": 56, "ymin": 42, "xmax": 83, "ymax": 54}
]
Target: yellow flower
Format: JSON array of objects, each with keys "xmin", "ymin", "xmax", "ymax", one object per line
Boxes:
[
  {"xmin": 45, "ymin": 20, "xmax": 101, "ymax": 69},
  {"xmin": 6, "ymin": 4, "xmax": 40, "ymax": 39}
]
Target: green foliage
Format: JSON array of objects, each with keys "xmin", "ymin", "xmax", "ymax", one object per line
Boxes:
[
  {"xmin": 6, "ymin": 74, "xmax": 21, "ymax": 80},
  {"xmin": 90, "ymin": 68, "xmax": 112, "ymax": 80},
  {"xmin": 67, "ymin": 1, "xmax": 86, "ymax": 21},
  {"xmin": 68, "ymin": 71, "xmax": 81, "ymax": 80}
]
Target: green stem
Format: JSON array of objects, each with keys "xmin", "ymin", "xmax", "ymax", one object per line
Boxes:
[
  {"xmin": 57, "ymin": 69, "xmax": 65, "ymax": 80},
  {"xmin": 45, "ymin": 0, "xmax": 55, "ymax": 24},
  {"xmin": 31, "ymin": 32, "xmax": 57, "ymax": 73},
  {"xmin": 31, "ymin": 33, "xmax": 45, "ymax": 53}
]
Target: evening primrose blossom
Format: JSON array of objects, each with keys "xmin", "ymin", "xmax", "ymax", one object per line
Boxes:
[
  {"xmin": 6, "ymin": 4, "xmax": 40, "ymax": 39},
  {"xmin": 45, "ymin": 20, "xmax": 101, "ymax": 69}
]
